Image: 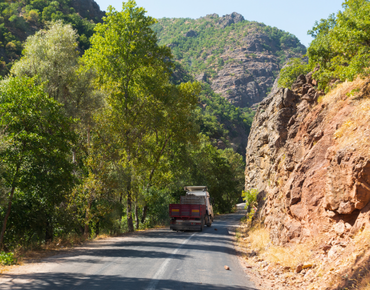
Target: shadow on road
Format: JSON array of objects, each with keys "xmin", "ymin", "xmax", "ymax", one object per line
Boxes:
[
  {"xmin": 30, "ymin": 212, "xmax": 247, "ymax": 266},
  {"xmin": 1, "ymin": 273, "xmax": 258, "ymax": 290}
]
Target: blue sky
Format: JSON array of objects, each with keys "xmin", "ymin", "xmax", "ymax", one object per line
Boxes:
[{"xmin": 94, "ymin": 0, "xmax": 344, "ymax": 47}]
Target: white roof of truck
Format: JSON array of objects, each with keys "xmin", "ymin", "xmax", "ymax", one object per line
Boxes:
[
  {"xmin": 184, "ymin": 186, "xmax": 209, "ymax": 196},
  {"xmin": 184, "ymin": 186, "xmax": 207, "ymax": 191}
]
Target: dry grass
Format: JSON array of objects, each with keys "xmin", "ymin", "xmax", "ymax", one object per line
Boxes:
[
  {"xmin": 239, "ymin": 225, "xmax": 314, "ymax": 269},
  {"xmin": 0, "ymin": 233, "xmax": 104, "ymax": 274},
  {"xmin": 334, "ymin": 96, "xmax": 370, "ymax": 158},
  {"xmin": 246, "ymin": 226, "xmax": 270, "ymax": 253},
  {"xmin": 266, "ymin": 243, "xmax": 313, "ymax": 269},
  {"xmin": 317, "ymin": 77, "xmax": 370, "ymax": 158}
]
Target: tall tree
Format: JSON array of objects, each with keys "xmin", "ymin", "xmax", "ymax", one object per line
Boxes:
[
  {"xmin": 0, "ymin": 77, "xmax": 76, "ymax": 248},
  {"xmin": 11, "ymin": 21, "xmax": 101, "ymax": 125},
  {"xmin": 81, "ymin": 0, "xmax": 200, "ymax": 232}
]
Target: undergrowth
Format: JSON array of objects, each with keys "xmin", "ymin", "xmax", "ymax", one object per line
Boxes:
[
  {"xmin": 238, "ymin": 224, "xmax": 314, "ymax": 269},
  {"xmin": 0, "ymin": 251, "xmax": 17, "ymax": 266}
]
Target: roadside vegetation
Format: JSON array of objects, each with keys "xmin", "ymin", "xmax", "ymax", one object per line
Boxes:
[
  {"xmin": 279, "ymin": 0, "xmax": 370, "ymax": 92},
  {"xmin": 0, "ymin": 0, "xmax": 245, "ymax": 259}
]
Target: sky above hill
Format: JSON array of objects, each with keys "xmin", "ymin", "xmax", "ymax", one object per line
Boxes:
[{"xmin": 94, "ymin": 0, "xmax": 343, "ymax": 47}]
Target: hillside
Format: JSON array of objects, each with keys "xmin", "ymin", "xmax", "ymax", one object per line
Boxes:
[
  {"xmin": 152, "ymin": 13, "xmax": 306, "ymax": 108},
  {"xmin": 0, "ymin": 5, "xmax": 306, "ymax": 155},
  {"xmin": 239, "ymin": 2, "xmax": 370, "ymax": 288},
  {"xmin": 0, "ymin": 0, "xmax": 104, "ymax": 75}
]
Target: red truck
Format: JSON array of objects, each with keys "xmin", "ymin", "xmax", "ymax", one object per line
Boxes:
[{"xmin": 169, "ymin": 186, "xmax": 214, "ymax": 231}]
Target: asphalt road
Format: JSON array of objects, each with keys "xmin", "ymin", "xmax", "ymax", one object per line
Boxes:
[{"xmin": 1, "ymin": 207, "xmax": 257, "ymax": 290}]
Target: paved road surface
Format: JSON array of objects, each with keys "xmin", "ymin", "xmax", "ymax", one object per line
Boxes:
[{"xmin": 1, "ymin": 207, "xmax": 256, "ymax": 290}]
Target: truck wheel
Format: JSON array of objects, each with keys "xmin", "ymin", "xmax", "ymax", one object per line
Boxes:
[
  {"xmin": 206, "ymin": 215, "xmax": 212, "ymax": 227},
  {"xmin": 200, "ymin": 218, "xmax": 204, "ymax": 232}
]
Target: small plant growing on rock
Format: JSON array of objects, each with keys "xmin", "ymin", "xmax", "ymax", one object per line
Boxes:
[{"xmin": 242, "ymin": 188, "xmax": 258, "ymax": 212}]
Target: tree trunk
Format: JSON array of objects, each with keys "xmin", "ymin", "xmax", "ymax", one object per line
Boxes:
[
  {"xmin": 126, "ymin": 190, "xmax": 134, "ymax": 232},
  {"xmin": 96, "ymin": 221, "xmax": 100, "ymax": 236},
  {"xmin": 141, "ymin": 205, "xmax": 148, "ymax": 224},
  {"xmin": 135, "ymin": 204, "xmax": 139, "ymax": 230},
  {"xmin": 45, "ymin": 217, "xmax": 53, "ymax": 243},
  {"xmin": 84, "ymin": 199, "xmax": 92, "ymax": 236},
  {"xmin": 0, "ymin": 185, "xmax": 16, "ymax": 249},
  {"xmin": 0, "ymin": 164, "xmax": 20, "ymax": 249}
]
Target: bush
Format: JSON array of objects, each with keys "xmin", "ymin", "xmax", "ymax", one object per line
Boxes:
[
  {"xmin": 242, "ymin": 188, "xmax": 258, "ymax": 207},
  {"xmin": 0, "ymin": 251, "xmax": 17, "ymax": 265},
  {"xmin": 278, "ymin": 57, "xmax": 310, "ymax": 88},
  {"xmin": 27, "ymin": 10, "xmax": 40, "ymax": 23}
]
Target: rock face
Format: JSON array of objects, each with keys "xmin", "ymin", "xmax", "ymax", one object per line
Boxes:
[
  {"xmin": 211, "ymin": 49, "xmax": 279, "ymax": 108},
  {"xmin": 218, "ymin": 12, "xmax": 245, "ymax": 28},
  {"xmin": 154, "ymin": 13, "xmax": 306, "ymax": 109},
  {"xmin": 245, "ymin": 73, "xmax": 370, "ymax": 245}
]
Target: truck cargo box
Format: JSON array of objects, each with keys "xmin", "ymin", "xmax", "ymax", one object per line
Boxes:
[
  {"xmin": 169, "ymin": 204, "xmax": 206, "ymax": 218},
  {"xmin": 169, "ymin": 204, "xmax": 206, "ymax": 231},
  {"xmin": 180, "ymin": 195, "xmax": 206, "ymax": 205}
]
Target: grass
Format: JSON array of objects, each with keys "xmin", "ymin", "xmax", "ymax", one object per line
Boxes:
[
  {"xmin": 238, "ymin": 224, "xmax": 314, "ymax": 269},
  {"xmin": 313, "ymin": 77, "xmax": 370, "ymax": 159}
]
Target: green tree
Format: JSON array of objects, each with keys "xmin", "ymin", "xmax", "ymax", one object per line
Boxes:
[
  {"xmin": 307, "ymin": 0, "xmax": 370, "ymax": 90},
  {"xmin": 11, "ymin": 21, "xmax": 100, "ymax": 124},
  {"xmin": 0, "ymin": 77, "xmax": 76, "ymax": 248},
  {"xmin": 81, "ymin": 1, "xmax": 200, "ymax": 232}
]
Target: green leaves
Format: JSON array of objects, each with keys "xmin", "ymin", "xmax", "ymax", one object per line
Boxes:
[
  {"xmin": 278, "ymin": 58, "xmax": 310, "ymax": 89},
  {"xmin": 0, "ymin": 76, "xmax": 76, "ymax": 247},
  {"xmin": 0, "ymin": 251, "xmax": 16, "ymax": 265},
  {"xmin": 307, "ymin": 0, "xmax": 370, "ymax": 90}
]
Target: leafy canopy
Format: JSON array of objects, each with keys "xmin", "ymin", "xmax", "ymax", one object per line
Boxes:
[
  {"xmin": 278, "ymin": 0, "xmax": 370, "ymax": 91},
  {"xmin": 0, "ymin": 77, "xmax": 76, "ymax": 247}
]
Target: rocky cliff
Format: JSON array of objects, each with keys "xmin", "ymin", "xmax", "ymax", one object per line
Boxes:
[
  {"xmin": 245, "ymin": 71, "xmax": 370, "ymax": 242},
  {"xmin": 244, "ymin": 72, "xmax": 370, "ymax": 287},
  {"xmin": 153, "ymin": 13, "xmax": 306, "ymax": 109}
]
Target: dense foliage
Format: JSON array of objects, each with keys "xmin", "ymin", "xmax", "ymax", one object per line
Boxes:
[
  {"xmin": 197, "ymin": 83, "xmax": 254, "ymax": 153},
  {"xmin": 171, "ymin": 63, "xmax": 254, "ymax": 154},
  {"xmin": 152, "ymin": 16, "xmax": 305, "ymax": 78},
  {"xmin": 278, "ymin": 58, "xmax": 310, "ymax": 88},
  {"xmin": 0, "ymin": 0, "xmax": 100, "ymax": 76},
  {"xmin": 0, "ymin": 1, "xmax": 246, "ymax": 251},
  {"xmin": 279, "ymin": 0, "xmax": 370, "ymax": 91},
  {"xmin": 0, "ymin": 77, "xmax": 76, "ymax": 248}
]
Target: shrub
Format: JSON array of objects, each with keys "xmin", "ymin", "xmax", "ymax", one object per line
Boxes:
[
  {"xmin": 27, "ymin": 10, "xmax": 40, "ymax": 23},
  {"xmin": 278, "ymin": 57, "xmax": 310, "ymax": 88},
  {"xmin": 242, "ymin": 188, "xmax": 258, "ymax": 207},
  {"xmin": 0, "ymin": 251, "xmax": 17, "ymax": 266}
]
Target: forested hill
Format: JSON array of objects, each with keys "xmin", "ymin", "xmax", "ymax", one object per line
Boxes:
[
  {"xmin": 0, "ymin": 0, "xmax": 104, "ymax": 75},
  {"xmin": 152, "ymin": 13, "xmax": 306, "ymax": 108},
  {"xmin": 0, "ymin": 3, "xmax": 305, "ymax": 154}
]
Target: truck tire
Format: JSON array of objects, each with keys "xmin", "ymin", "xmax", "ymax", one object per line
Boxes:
[
  {"xmin": 200, "ymin": 217, "xmax": 204, "ymax": 232},
  {"xmin": 206, "ymin": 215, "xmax": 212, "ymax": 227}
]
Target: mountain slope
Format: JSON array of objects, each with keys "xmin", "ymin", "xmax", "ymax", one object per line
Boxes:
[
  {"xmin": 152, "ymin": 13, "xmax": 306, "ymax": 108},
  {"xmin": 0, "ymin": 0, "xmax": 104, "ymax": 75}
]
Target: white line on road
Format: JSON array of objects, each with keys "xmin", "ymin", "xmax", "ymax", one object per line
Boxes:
[{"xmin": 147, "ymin": 233, "xmax": 196, "ymax": 290}]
